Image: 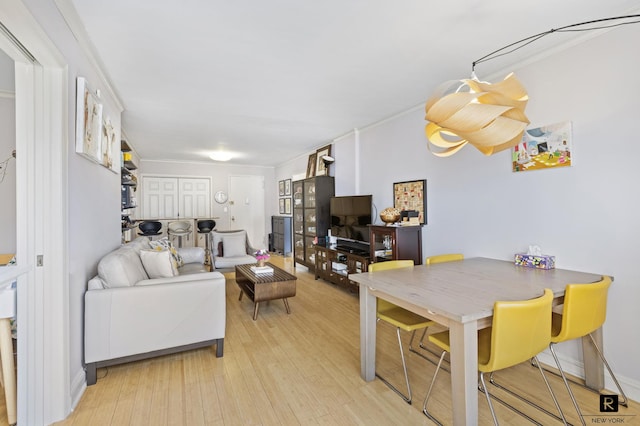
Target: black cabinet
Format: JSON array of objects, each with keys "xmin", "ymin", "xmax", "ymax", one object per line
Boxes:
[
  {"xmin": 292, "ymin": 176, "xmax": 334, "ymax": 270},
  {"xmin": 271, "ymin": 215, "xmax": 292, "ymax": 255}
]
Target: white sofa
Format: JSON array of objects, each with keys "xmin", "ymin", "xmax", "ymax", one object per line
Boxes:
[
  {"xmin": 210, "ymin": 229, "xmax": 258, "ymax": 271},
  {"xmin": 84, "ymin": 237, "xmax": 225, "ymax": 385}
]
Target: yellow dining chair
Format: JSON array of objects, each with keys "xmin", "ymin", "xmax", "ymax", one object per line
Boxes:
[
  {"xmin": 422, "ymin": 289, "xmax": 567, "ymax": 425},
  {"xmin": 418, "ymin": 254, "xmax": 464, "ymax": 360},
  {"xmin": 425, "ymin": 253, "xmax": 464, "ymax": 265},
  {"xmin": 547, "ymin": 276, "xmax": 627, "ymax": 425},
  {"xmin": 369, "ymin": 260, "xmax": 435, "ymax": 404}
]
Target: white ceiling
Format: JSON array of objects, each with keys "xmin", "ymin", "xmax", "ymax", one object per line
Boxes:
[{"xmin": 67, "ymin": 0, "xmax": 639, "ymax": 167}]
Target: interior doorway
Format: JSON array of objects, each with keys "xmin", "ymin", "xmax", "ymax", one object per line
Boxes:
[
  {"xmin": 0, "ymin": 3, "xmax": 69, "ymax": 423},
  {"xmin": 228, "ymin": 175, "xmax": 266, "ymax": 250}
]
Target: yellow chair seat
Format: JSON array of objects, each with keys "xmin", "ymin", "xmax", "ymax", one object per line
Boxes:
[{"xmin": 378, "ymin": 307, "xmax": 434, "ymax": 331}]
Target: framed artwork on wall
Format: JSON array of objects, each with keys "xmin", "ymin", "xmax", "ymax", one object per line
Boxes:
[
  {"xmin": 284, "ymin": 198, "xmax": 291, "ymax": 215},
  {"xmin": 279, "ymin": 180, "xmax": 285, "ymax": 196},
  {"xmin": 75, "ymin": 77, "xmax": 103, "ymax": 165},
  {"xmin": 306, "ymin": 153, "xmax": 317, "ymax": 178},
  {"xmin": 279, "ymin": 198, "xmax": 285, "ymax": 214},
  {"xmin": 393, "ymin": 179, "xmax": 427, "ymax": 224},
  {"xmin": 284, "ymin": 179, "xmax": 292, "ymax": 196},
  {"xmin": 512, "ymin": 121, "xmax": 572, "ymax": 173},
  {"xmin": 315, "ymin": 144, "xmax": 332, "ymax": 176}
]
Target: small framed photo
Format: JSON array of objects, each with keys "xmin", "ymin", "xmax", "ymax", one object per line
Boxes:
[
  {"xmin": 278, "ymin": 180, "xmax": 285, "ymax": 196},
  {"xmin": 284, "ymin": 198, "xmax": 291, "ymax": 215},
  {"xmin": 315, "ymin": 144, "xmax": 332, "ymax": 176},
  {"xmin": 393, "ymin": 179, "xmax": 427, "ymax": 224},
  {"xmin": 284, "ymin": 178, "xmax": 292, "ymax": 196},
  {"xmin": 306, "ymin": 153, "xmax": 317, "ymax": 178},
  {"xmin": 279, "ymin": 198, "xmax": 285, "ymax": 214}
]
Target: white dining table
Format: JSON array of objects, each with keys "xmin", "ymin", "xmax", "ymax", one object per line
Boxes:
[{"xmin": 349, "ymin": 257, "xmax": 607, "ymax": 426}]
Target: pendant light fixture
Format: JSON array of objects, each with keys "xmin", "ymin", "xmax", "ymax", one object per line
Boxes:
[{"xmin": 425, "ymin": 14, "xmax": 640, "ymax": 157}]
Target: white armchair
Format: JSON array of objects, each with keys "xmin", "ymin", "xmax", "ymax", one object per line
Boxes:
[{"xmin": 210, "ymin": 230, "xmax": 258, "ymax": 271}]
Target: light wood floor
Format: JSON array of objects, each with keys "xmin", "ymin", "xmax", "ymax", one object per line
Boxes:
[{"xmin": 54, "ymin": 255, "xmax": 638, "ymax": 425}]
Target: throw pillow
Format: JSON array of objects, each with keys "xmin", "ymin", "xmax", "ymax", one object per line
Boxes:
[
  {"xmin": 222, "ymin": 234, "xmax": 246, "ymax": 257},
  {"xmin": 149, "ymin": 237, "xmax": 184, "ymax": 267},
  {"xmin": 139, "ymin": 249, "xmax": 178, "ymax": 278}
]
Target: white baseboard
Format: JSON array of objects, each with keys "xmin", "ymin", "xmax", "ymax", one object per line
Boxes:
[
  {"xmin": 537, "ymin": 350, "xmax": 640, "ymax": 404},
  {"xmin": 69, "ymin": 368, "xmax": 87, "ymax": 413}
]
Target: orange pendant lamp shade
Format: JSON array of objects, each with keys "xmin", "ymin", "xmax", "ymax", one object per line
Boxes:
[{"xmin": 425, "ymin": 73, "xmax": 529, "ymax": 157}]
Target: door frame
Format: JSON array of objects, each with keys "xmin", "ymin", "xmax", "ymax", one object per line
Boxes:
[{"xmin": 0, "ymin": 1, "xmax": 69, "ymax": 424}]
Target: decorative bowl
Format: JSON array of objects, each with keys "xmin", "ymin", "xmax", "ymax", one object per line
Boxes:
[{"xmin": 380, "ymin": 207, "xmax": 401, "ymax": 225}]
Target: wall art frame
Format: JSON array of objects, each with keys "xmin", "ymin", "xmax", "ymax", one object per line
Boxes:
[
  {"xmin": 393, "ymin": 179, "xmax": 427, "ymax": 224},
  {"xmin": 306, "ymin": 153, "xmax": 317, "ymax": 178},
  {"xmin": 279, "ymin": 198, "xmax": 286, "ymax": 214},
  {"xmin": 278, "ymin": 180, "xmax": 285, "ymax": 196},
  {"xmin": 512, "ymin": 121, "xmax": 572, "ymax": 173},
  {"xmin": 284, "ymin": 178, "xmax": 292, "ymax": 196},
  {"xmin": 315, "ymin": 144, "xmax": 332, "ymax": 176},
  {"xmin": 75, "ymin": 77, "xmax": 103, "ymax": 165}
]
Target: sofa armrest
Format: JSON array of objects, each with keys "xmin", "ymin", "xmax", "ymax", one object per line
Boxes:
[
  {"xmin": 177, "ymin": 247, "xmax": 205, "ymax": 264},
  {"xmin": 84, "ymin": 274, "xmax": 225, "ymax": 364}
]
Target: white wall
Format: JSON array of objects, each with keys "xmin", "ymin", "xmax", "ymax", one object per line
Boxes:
[
  {"xmin": 0, "ymin": 50, "xmax": 15, "ymax": 255},
  {"xmin": 0, "ymin": 96, "xmax": 15, "ymax": 255},
  {"xmin": 280, "ymin": 24, "xmax": 640, "ymax": 399}
]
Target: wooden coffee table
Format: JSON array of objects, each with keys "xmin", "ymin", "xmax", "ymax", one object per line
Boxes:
[{"xmin": 235, "ymin": 262, "xmax": 297, "ymax": 320}]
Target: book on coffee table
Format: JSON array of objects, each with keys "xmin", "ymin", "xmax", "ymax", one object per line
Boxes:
[{"xmin": 250, "ymin": 266, "xmax": 274, "ymax": 274}]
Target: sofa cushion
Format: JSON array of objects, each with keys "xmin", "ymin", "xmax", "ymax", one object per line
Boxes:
[
  {"xmin": 140, "ymin": 249, "xmax": 178, "ymax": 279},
  {"xmin": 222, "ymin": 234, "xmax": 247, "ymax": 257},
  {"xmin": 213, "ymin": 255, "xmax": 256, "ymax": 270},
  {"xmin": 150, "ymin": 237, "xmax": 184, "ymax": 267},
  {"xmin": 211, "ymin": 230, "xmax": 246, "ymax": 257},
  {"xmin": 97, "ymin": 246, "xmax": 149, "ymax": 288},
  {"xmin": 179, "ymin": 262, "xmax": 208, "ymax": 275}
]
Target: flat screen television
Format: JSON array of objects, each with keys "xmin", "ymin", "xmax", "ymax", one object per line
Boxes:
[{"xmin": 330, "ymin": 195, "xmax": 373, "ymax": 251}]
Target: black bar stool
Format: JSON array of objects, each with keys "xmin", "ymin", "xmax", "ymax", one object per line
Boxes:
[
  {"xmin": 138, "ymin": 221, "xmax": 163, "ymax": 240},
  {"xmin": 197, "ymin": 219, "xmax": 216, "ymax": 266}
]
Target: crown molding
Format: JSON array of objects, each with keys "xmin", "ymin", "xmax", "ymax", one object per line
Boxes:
[{"xmin": 54, "ymin": 0, "xmax": 124, "ymax": 112}]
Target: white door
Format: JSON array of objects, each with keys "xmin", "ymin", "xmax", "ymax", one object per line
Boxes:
[
  {"xmin": 179, "ymin": 178, "xmax": 210, "ymax": 218},
  {"xmin": 142, "ymin": 177, "xmax": 179, "ymax": 218},
  {"xmin": 228, "ymin": 175, "xmax": 266, "ymax": 249}
]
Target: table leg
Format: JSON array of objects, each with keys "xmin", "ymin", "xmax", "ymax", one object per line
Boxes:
[
  {"xmin": 253, "ymin": 303, "xmax": 260, "ymax": 321},
  {"xmin": 283, "ymin": 298, "xmax": 291, "ymax": 314},
  {"xmin": 239, "ymin": 290, "xmax": 243, "ymax": 301},
  {"xmin": 359, "ymin": 285, "xmax": 376, "ymax": 381},
  {"xmin": 0, "ymin": 318, "xmax": 16, "ymax": 425},
  {"xmin": 583, "ymin": 327, "xmax": 604, "ymax": 390},
  {"xmin": 448, "ymin": 321, "xmax": 479, "ymax": 426}
]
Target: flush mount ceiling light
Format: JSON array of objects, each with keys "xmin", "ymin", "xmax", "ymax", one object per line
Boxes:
[
  {"xmin": 425, "ymin": 14, "xmax": 640, "ymax": 158},
  {"xmin": 209, "ymin": 151, "xmax": 234, "ymax": 162}
]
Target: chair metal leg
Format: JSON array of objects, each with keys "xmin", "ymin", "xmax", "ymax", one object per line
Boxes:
[
  {"xmin": 549, "ymin": 342, "xmax": 586, "ymax": 426},
  {"xmin": 410, "ymin": 328, "xmax": 450, "ymax": 370},
  {"xmin": 587, "ymin": 333, "xmax": 629, "ymax": 407},
  {"xmin": 479, "ymin": 372, "xmax": 500, "ymax": 426},
  {"xmin": 487, "ymin": 356, "xmax": 569, "ymax": 425},
  {"xmin": 422, "ymin": 349, "xmax": 446, "ymax": 425},
  {"xmin": 375, "ymin": 327, "xmax": 412, "ymax": 404}
]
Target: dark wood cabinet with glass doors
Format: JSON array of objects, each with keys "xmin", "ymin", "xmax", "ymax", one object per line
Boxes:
[{"xmin": 292, "ymin": 176, "xmax": 334, "ymax": 270}]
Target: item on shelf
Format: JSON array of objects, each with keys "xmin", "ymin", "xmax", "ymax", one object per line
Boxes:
[{"xmin": 380, "ymin": 207, "xmax": 401, "ymax": 225}]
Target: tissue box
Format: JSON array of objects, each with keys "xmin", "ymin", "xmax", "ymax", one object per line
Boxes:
[{"xmin": 514, "ymin": 253, "xmax": 555, "ymax": 269}]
